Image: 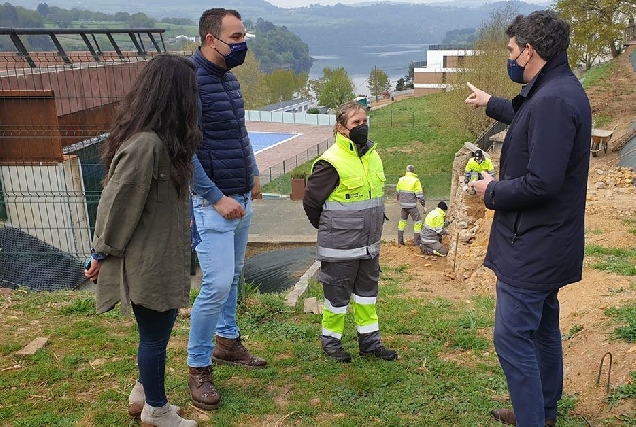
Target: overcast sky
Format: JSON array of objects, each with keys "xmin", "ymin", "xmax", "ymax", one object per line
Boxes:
[{"xmin": 266, "ymin": 0, "xmax": 489, "ymax": 9}]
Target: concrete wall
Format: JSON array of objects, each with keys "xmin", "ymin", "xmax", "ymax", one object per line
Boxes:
[{"xmin": 0, "ymin": 156, "xmax": 91, "ymax": 255}]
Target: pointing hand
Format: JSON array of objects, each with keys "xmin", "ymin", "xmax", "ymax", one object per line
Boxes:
[{"xmin": 465, "ymin": 82, "xmax": 492, "ymax": 109}]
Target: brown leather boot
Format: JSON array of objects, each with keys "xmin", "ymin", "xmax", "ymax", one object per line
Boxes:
[
  {"xmin": 212, "ymin": 336, "xmax": 268, "ymax": 368},
  {"xmin": 490, "ymin": 408, "xmax": 556, "ymax": 426},
  {"xmin": 188, "ymin": 366, "xmax": 220, "ymax": 410}
]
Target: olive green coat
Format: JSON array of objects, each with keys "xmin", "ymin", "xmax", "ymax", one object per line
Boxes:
[{"xmin": 92, "ymin": 132, "xmax": 190, "ymax": 315}]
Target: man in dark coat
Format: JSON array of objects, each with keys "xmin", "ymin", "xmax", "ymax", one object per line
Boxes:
[{"xmin": 464, "ymin": 10, "xmax": 591, "ymax": 427}]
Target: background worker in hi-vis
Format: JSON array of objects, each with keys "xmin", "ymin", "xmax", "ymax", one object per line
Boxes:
[{"xmin": 396, "ymin": 164, "xmax": 426, "ymax": 245}]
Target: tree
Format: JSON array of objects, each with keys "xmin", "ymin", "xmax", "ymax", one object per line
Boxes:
[
  {"xmin": 36, "ymin": 3, "xmax": 49, "ymax": 16},
  {"xmin": 367, "ymin": 66, "xmax": 391, "ymax": 101},
  {"xmin": 403, "ymin": 61, "xmax": 415, "ymax": 89},
  {"xmin": 263, "ymin": 69, "xmax": 308, "ymax": 104},
  {"xmin": 249, "ymin": 19, "xmax": 313, "ymax": 74},
  {"xmin": 555, "ymin": 0, "xmax": 636, "ymax": 69},
  {"xmin": 160, "ymin": 17, "xmax": 193, "ymax": 26},
  {"xmin": 439, "ymin": 5, "xmax": 522, "ymax": 138},
  {"xmin": 311, "ymin": 67, "xmax": 355, "ymax": 109},
  {"xmin": 441, "ymin": 28, "xmax": 476, "ymax": 47},
  {"xmin": 130, "ymin": 12, "xmax": 155, "ymax": 28},
  {"xmin": 232, "ymin": 50, "xmax": 271, "ymax": 109},
  {"xmin": 395, "ymin": 77, "xmax": 405, "ymax": 91}
]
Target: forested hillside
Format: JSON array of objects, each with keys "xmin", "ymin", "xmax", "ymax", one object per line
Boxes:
[
  {"xmin": 5, "ymin": 0, "xmax": 546, "ymax": 58},
  {"xmin": 0, "ymin": 3, "xmax": 313, "ymax": 74}
]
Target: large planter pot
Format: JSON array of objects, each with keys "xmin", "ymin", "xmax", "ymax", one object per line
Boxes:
[{"xmin": 290, "ymin": 177, "xmax": 306, "ymax": 201}]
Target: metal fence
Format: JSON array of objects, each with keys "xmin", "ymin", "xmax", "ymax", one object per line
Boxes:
[
  {"xmin": 259, "ymin": 136, "xmax": 334, "ymax": 186},
  {"xmin": 0, "ymin": 40, "xmax": 332, "ymax": 291},
  {"xmin": 246, "ymin": 110, "xmax": 336, "ymax": 126},
  {"xmin": 0, "ymin": 32, "xmax": 166, "ymax": 291}
]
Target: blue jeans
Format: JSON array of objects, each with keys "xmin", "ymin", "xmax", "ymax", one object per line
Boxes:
[
  {"xmin": 187, "ymin": 193, "xmax": 252, "ymax": 367},
  {"xmin": 132, "ymin": 302, "xmax": 178, "ymax": 407},
  {"xmin": 494, "ymin": 280, "xmax": 563, "ymax": 426}
]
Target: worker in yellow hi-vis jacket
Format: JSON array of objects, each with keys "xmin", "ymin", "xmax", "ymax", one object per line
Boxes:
[
  {"xmin": 464, "ymin": 149, "xmax": 495, "ymax": 194},
  {"xmin": 396, "ymin": 165, "xmax": 425, "ymax": 245},
  {"xmin": 420, "ymin": 201, "xmax": 449, "ymax": 257}
]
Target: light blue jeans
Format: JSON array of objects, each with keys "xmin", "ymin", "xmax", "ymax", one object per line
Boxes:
[{"xmin": 187, "ymin": 193, "xmax": 252, "ymax": 368}]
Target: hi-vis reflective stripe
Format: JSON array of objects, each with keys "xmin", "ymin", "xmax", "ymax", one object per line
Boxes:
[
  {"xmin": 356, "ymin": 323, "xmax": 379, "ymax": 333},
  {"xmin": 352, "ymin": 294, "xmax": 376, "ymax": 305},
  {"xmin": 400, "ymin": 202, "xmax": 417, "ymax": 208},
  {"xmin": 324, "ymin": 299, "xmax": 347, "ymax": 314},
  {"xmin": 318, "ymin": 242, "xmax": 381, "ymax": 259},
  {"xmin": 321, "ymin": 328, "xmax": 342, "ymax": 339},
  {"xmin": 323, "ymin": 196, "xmax": 385, "ymax": 211},
  {"xmin": 424, "ymin": 224, "xmax": 443, "ymax": 233},
  {"xmin": 421, "ymin": 237, "xmax": 439, "ymax": 244}
]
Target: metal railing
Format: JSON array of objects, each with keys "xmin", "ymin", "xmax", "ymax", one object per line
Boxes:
[
  {"xmin": 0, "ymin": 28, "xmax": 166, "ymax": 67},
  {"xmin": 260, "ymin": 137, "xmax": 334, "ymax": 186}
]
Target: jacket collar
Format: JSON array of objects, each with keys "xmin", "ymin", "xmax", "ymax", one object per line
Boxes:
[
  {"xmin": 335, "ymin": 133, "xmax": 375, "ymax": 157},
  {"xmin": 192, "ymin": 47, "xmax": 227, "ymax": 77},
  {"xmin": 513, "ymin": 51, "xmax": 569, "ymax": 111}
]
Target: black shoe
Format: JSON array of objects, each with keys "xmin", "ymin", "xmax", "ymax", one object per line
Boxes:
[
  {"xmin": 323, "ymin": 347, "xmax": 352, "ymax": 363},
  {"xmin": 360, "ymin": 345, "xmax": 398, "ymax": 361}
]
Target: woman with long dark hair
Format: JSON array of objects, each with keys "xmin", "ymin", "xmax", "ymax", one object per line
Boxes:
[{"xmin": 85, "ymin": 54, "xmax": 201, "ymax": 426}]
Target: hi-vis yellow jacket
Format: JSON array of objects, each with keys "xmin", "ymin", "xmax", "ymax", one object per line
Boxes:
[
  {"xmin": 314, "ymin": 133, "xmax": 386, "ymax": 262},
  {"xmin": 396, "ymin": 172, "xmax": 425, "ymax": 208}
]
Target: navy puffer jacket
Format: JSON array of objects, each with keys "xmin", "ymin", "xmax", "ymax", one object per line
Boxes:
[{"xmin": 192, "ymin": 48, "xmax": 254, "ymax": 195}]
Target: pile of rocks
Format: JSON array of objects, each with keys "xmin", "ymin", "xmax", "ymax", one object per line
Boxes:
[{"xmin": 590, "ymin": 166, "xmax": 636, "ymax": 190}]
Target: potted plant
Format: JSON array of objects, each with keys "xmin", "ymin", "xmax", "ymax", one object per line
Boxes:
[{"xmin": 290, "ymin": 170, "xmax": 308, "ymax": 201}]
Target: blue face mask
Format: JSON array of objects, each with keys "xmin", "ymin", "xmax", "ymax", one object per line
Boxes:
[
  {"xmin": 214, "ymin": 37, "xmax": 248, "ymax": 69},
  {"xmin": 507, "ymin": 49, "xmax": 526, "ymax": 84}
]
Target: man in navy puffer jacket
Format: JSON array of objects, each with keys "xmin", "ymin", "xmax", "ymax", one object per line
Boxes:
[
  {"xmin": 186, "ymin": 8, "xmax": 267, "ymax": 412},
  {"xmin": 465, "ymin": 10, "xmax": 591, "ymax": 427}
]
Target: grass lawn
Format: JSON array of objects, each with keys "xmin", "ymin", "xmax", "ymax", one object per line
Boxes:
[
  {"xmin": 264, "ymin": 93, "xmax": 471, "ymax": 200},
  {"xmin": 0, "ymin": 269, "xmax": 593, "ymax": 426}
]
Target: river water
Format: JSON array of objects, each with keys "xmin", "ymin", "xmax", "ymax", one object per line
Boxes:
[{"xmin": 308, "ymin": 43, "xmax": 429, "ymax": 96}]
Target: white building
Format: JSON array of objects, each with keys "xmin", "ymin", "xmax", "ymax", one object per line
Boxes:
[{"xmin": 413, "ymin": 48, "xmax": 474, "ymax": 96}]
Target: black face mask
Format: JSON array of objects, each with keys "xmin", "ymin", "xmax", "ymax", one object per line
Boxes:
[{"xmin": 347, "ymin": 124, "xmax": 369, "ymax": 146}]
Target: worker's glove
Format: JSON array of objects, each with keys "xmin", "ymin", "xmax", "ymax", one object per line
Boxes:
[{"xmin": 462, "ymin": 184, "xmax": 469, "ymax": 192}]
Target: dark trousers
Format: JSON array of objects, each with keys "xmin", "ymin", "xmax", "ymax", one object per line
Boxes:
[
  {"xmin": 319, "ymin": 257, "xmax": 380, "ymax": 304},
  {"xmin": 319, "ymin": 257, "xmax": 382, "ymax": 351},
  {"xmin": 132, "ymin": 302, "xmax": 178, "ymax": 407},
  {"xmin": 494, "ymin": 280, "xmax": 563, "ymax": 427}
]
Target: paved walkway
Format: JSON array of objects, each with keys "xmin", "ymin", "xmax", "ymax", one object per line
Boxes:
[
  {"xmin": 247, "ymin": 121, "xmax": 334, "ymax": 182},
  {"xmin": 245, "ymin": 121, "xmax": 408, "ymax": 244},
  {"xmin": 249, "ymin": 197, "xmax": 404, "ymax": 244}
]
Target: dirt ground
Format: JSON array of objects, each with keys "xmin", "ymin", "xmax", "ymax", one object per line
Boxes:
[
  {"xmin": 370, "ymin": 92, "xmax": 414, "ymax": 110},
  {"xmin": 379, "ymin": 159, "xmax": 636, "ymax": 422},
  {"xmin": 376, "ymin": 48, "xmax": 636, "ymax": 423}
]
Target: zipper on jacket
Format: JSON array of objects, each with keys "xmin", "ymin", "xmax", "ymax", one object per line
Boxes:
[{"xmin": 511, "ymin": 212, "xmax": 523, "ymax": 243}]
